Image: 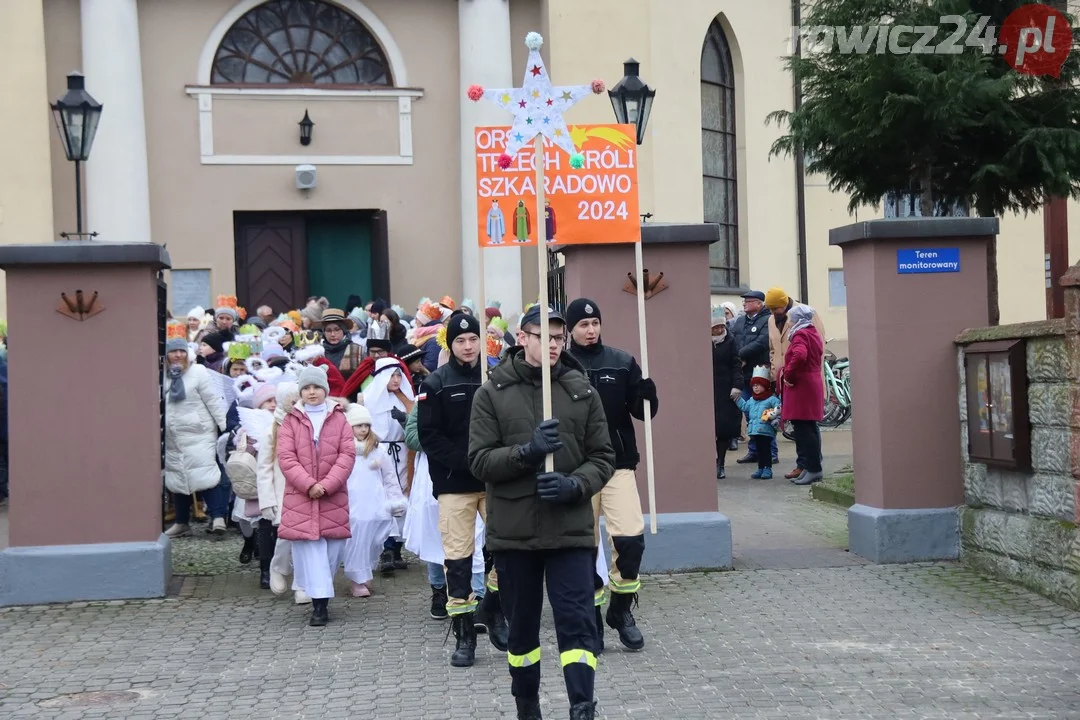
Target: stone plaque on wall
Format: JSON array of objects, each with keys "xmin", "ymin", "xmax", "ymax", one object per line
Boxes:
[{"xmin": 170, "ymin": 269, "xmax": 211, "ymax": 316}]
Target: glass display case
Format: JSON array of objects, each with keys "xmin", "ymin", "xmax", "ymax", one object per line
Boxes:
[{"xmin": 964, "ymin": 339, "xmax": 1030, "ymax": 470}]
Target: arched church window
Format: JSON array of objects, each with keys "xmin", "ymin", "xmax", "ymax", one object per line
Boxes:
[
  {"xmin": 701, "ymin": 20, "xmax": 739, "ymax": 291},
  {"xmin": 211, "ymin": 0, "xmax": 392, "ymax": 85}
]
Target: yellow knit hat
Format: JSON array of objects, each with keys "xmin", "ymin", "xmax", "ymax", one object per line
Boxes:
[{"xmin": 764, "ymin": 287, "xmax": 789, "ymax": 311}]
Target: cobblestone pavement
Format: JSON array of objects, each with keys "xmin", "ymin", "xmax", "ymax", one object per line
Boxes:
[
  {"xmin": 721, "ymin": 430, "xmax": 861, "ymax": 570},
  {"xmin": 1, "ymin": 554, "xmax": 1079, "ymax": 719}
]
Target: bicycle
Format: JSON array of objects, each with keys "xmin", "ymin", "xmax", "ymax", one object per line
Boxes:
[{"xmin": 781, "ymin": 341, "xmax": 852, "ymax": 440}]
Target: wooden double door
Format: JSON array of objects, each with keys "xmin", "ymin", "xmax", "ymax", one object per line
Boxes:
[{"xmin": 234, "ymin": 210, "xmax": 389, "ymax": 313}]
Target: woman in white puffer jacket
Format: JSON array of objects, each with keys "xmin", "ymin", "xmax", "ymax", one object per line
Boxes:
[{"xmin": 164, "ymin": 337, "xmax": 228, "ymax": 537}]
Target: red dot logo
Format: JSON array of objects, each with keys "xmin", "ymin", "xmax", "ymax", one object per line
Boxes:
[{"xmin": 999, "ymin": 3, "xmax": 1072, "ymax": 78}]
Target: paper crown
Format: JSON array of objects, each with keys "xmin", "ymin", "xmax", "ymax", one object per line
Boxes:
[
  {"xmin": 227, "ymin": 342, "xmax": 252, "ymax": 361},
  {"xmin": 439, "ymin": 296, "xmax": 456, "ymax": 310},
  {"xmin": 215, "ymin": 294, "xmax": 238, "ymax": 310},
  {"xmin": 237, "ymin": 324, "xmax": 259, "ymax": 336},
  {"xmin": 417, "ymin": 302, "xmax": 442, "ymax": 323},
  {"xmin": 287, "ymin": 310, "xmax": 303, "ymax": 326},
  {"xmin": 166, "ymin": 321, "xmax": 187, "ymax": 340},
  {"xmin": 489, "ymin": 316, "xmax": 509, "ymax": 333},
  {"xmin": 751, "ymin": 366, "xmax": 770, "ymax": 383},
  {"xmin": 292, "ymin": 330, "xmax": 321, "ymax": 348}
]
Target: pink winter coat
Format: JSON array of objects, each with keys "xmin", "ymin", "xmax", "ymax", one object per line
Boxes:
[
  {"xmin": 276, "ymin": 404, "xmax": 356, "ymax": 541},
  {"xmin": 780, "ymin": 326, "xmax": 825, "ymax": 422}
]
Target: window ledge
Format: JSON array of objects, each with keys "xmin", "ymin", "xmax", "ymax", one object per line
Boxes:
[
  {"xmin": 184, "ymin": 85, "xmax": 424, "ymax": 99},
  {"xmin": 710, "ymin": 285, "xmax": 746, "ymax": 295}
]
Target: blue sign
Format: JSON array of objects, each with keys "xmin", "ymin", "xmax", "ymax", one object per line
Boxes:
[{"xmin": 897, "ymin": 248, "xmax": 960, "ymax": 274}]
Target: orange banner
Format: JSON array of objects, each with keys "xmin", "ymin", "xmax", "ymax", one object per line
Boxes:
[{"xmin": 475, "ymin": 124, "xmax": 641, "ymax": 248}]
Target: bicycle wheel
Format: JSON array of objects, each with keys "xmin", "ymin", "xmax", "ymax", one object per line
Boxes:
[
  {"xmin": 782, "ymin": 420, "xmax": 795, "ymax": 441},
  {"xmin": 819, "ymin": 393, "xmax": 846, "ymax": 427}
]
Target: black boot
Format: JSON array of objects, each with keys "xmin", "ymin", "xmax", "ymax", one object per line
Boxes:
[
  {"xmin": 569, "ymin": 701, "xmax": 597, "ymax": 719},
  {"xmin": 429, "ymin": 585, "xmax": 449, "ymax": 620},
  {"xmin": 595, "ymin": 605, "xmax": 605, "ymax": 655},
  {"xmin": 450, "ymin": 613, "xmax": 477, "ymax": 667},
  {"xmin": 379, "ymin": 549, "xmax": 395, "ymax": 576},
  {"xmin": 309, "ymin": 598, "xmax": 329, "ymax": 627},
  {"xmin": 716, "ymin": 462, "xmax": 725, "ymax": 480},
  {"xmin": 735, "ymin": 452, "xmax": 757, "ymax": 464},
  {"xmin": 483, "ymin": 591, "xmax": 509, "ymax": 651},
  {"xmin": 392, "ymin": 542, "xmax": 408, "ymax": 570},
  {"xmin": 238, "ymin": 534, "xmax": 256, "ymax": 564},
  {"xmin": 256, "ymin": 520, "xmax": 275, "ymax": 590},
  {"xmin": 516, "ymin": 697, "xmax": 542, "ymax": 720},
  {"xmin": 473, "ymin": 599, "xmax": 489, "ymax": 634},
  {"xmin": 606, "ymin": 593, "xmax": 645, "ymax": 650}
]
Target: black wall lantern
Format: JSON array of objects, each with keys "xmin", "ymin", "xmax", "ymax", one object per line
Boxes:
[
  {"xmin": 51, "ymin": 71, "xmax": 103, "ymax": 238},
  {"xmin": 608, "ymin": 59, "xmax": 656, "ymax": 146},
  {"xmin": 299, "ymin": 109, "xmax": 314, "ymax": 146}
]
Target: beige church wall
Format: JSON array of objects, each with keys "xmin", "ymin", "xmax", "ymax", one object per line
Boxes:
[
  {"xmin": 0, "ymin": 0, "xmax": 57, "ymax": 321},
  {"xmin": 44, "ymin": 0, "xmax": 464, "ymax": 310},
  {"xmin": 43, "ymin": 0, "xmax": 81, "ymax": 262},
  {"xmin": 545, "ymin": 0, "xmax": 801, "ymax": 307}
]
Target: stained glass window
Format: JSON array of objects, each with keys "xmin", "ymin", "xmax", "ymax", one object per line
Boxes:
[{"xmin": 211, "ymin": 0, "xmax": 392, "ymax": 86}]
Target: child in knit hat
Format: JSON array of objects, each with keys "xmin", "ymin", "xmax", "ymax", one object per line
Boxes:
[{"xmin": 736, "ymin": 367, "xmax": 782, "ymax": 479}]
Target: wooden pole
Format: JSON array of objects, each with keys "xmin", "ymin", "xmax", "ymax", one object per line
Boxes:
[
  {"xmin": 533, "ymin": 135, "xmax": 554, "ymax": 473},
  {"xmin": 478, "ymin": 245, "xmax": 488, "ymax": 383},
  {"xmin": 633, "ymin": 241, "xmax": 657, "ymax": 534}
]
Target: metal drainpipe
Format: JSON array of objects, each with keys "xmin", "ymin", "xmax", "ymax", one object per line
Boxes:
[{"xmin": 792, "ymin": 0, "xmax": 810, "ymax": 303}]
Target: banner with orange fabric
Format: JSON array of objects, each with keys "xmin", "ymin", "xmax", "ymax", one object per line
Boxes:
[{"xmin": 474, "ymin": 124, "xmax": 641, "ymax": 248}]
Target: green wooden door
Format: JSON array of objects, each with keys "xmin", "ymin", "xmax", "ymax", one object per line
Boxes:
[{"xmin": 305, "ymin": 218, "xmax": 372, "ymax": 308}]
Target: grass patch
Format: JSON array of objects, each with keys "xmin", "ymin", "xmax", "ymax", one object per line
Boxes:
[{"xmin": 810, "ymin": 466, "xmax": 855, "ymax": 507}]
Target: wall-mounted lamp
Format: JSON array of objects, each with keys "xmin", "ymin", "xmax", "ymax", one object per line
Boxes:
[{"xmin": 298, "ymin": 109, "xmax": 314, "ymax": 146}]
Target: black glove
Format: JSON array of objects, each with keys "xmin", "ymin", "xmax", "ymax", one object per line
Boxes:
[
  {"xmin": 639, "ymin": 377, "xmax": 658, "ymax": 404},
  {"xmin": 536, "ymin": 472, "xmax": 583, "ymax": 503},
  {"xmin": 519, "ymin": 419, "xmax": 563, "ymax": 464},
  {"xmin": 390, "ymin": 407, "xmax": 408, "ymax": 425}
]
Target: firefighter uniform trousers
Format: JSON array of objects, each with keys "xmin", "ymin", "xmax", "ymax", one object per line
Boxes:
[
  {"xmin": 439, "ymin": 491, "xmax": 497, "ymax": 613},
  {"xmin": 592, "ymin": 468, "xmax": 646, "ymax": 604},
  {"xmin": 495, "ymin": 549, "xmax": 598, "ymax": 705}
]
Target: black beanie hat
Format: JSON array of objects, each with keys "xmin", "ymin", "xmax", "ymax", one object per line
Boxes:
[
  {"xmin": 369, "ymin": 300, "xmax": 387, "ymax": 315},
  {"xmin": 565, "ymin": 298, "xmax": 601, "ymax": 331},
  {"xmin": 202, "ymin": 332, "xmax": 226, "ymax": 354},
  {"xmin": 446, "ymin": 311, "xmax": 481, "ymax": 345}
]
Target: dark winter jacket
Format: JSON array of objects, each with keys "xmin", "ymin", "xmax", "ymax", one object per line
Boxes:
[
  {"xmin": 731, "ymin": 310, "xmax": 771, "ymax": 378},
  {"xmin": 417, "ymin": 355, "xmax": 483, "ymax": 497},
  {"xmin": 711, "ymin": 335, "xmax": 744, "ymax": 440},
  {"xmin": 567, "ymin": 340, "xmax": 657, "ymax": 470},
  {"xmin": 469, "ymin": 347, "xmax": 615, "ymax": 552}
]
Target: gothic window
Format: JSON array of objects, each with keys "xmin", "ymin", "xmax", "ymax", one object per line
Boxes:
[
  {"xmin": 211, "ymin": 0, "xmax": 392, "ymax": 86},
  {"xmin": 701, "ymin": 20, "xmax": 739, "ymax": 291}
]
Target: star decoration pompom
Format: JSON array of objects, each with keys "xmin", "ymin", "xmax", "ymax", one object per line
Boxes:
[
  {"xmin": 467, "ymin": 84, "xmax": 485, "ymax": 101},
  {"xmin": 591, "ymin": 79, "xmax": 606, "ymax": 94},
  {"xmin": 498, "ymin": 153, "xmax": 513, "ymax": 169},
  {"xmin": 570, "ymin": 153, "xmax": 585, "ymax": 169},
  {"xmin": 525, "ymin": 32, "xmax": 544, "ymax": 50}
]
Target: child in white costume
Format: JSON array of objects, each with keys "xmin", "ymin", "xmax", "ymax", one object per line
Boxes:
[
  {"xmin": 256, "ymin": 382, "xmax": 312, "ymax": 605},
  {"xmin": 363, "ymin": 356, "xmax": 414, "ymax": 571},
  {"xmin": 343, "ymin": 403, "xmax": 407, "ymax": 597}
]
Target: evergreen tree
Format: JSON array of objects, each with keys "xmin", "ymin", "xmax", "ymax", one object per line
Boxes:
[{"xmin": 769, "ymin": 0, "xmax": 1080, "ymax": 323}]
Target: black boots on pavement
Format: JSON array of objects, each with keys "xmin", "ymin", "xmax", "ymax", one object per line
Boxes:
[
  {"xmin": 308, "ymin": 598, "xmax": 329, "ymax": 627},
  {"xmin": 606, "ymin": 592, "xmax": 645, "ymax": 650},
  {"xmin": 450, "ymin": 613, "xmax": 478, "ymax": 667},
  {"xmin": 238, "ymin": 534, "xmax": 256, "ymax": 564},
  {"xmin": 516, "ymin": 697, "xmax": 543, "ymax": 720},
  {"xmin": 569, "ymin": 701, "xmax": 597, "ymax": 719},
  {"xmin": 481, "ymin": 591, "xmax": 509, "ymax": 651},
  {"xmin": 595, "ymin": 606, "xmax": 605, "ymax": 654},
  {"xmin": 430, "ymin": 585, "xmax": 449, "ymax": 619}
]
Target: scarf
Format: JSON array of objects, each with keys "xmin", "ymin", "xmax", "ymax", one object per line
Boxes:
[
  {"xmin": 167, "ymin": 365, "xmax": 186, "ymax": 402},
  {"xmin": 786, "ymin": 305, "xmax": 816, "ymax": 340}
]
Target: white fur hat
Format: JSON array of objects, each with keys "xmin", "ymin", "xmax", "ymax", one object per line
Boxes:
[
  {"xmin": 293, "ymin": 344, "xmax": 325, "ymax": 363},
  {"xmin": 345, "ymin": 403, "xmax": 373, "ymax": 427},
  {"xmin": 276, "ymin": 381, "xmax": 299, "ymax": 407},
  {"xmin": 187, "ymin": 306, "xmax": 206, "ymax": 319}
]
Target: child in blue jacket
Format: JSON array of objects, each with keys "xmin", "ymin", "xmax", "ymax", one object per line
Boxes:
[{"xmin": 736, "ymin": 367, "xmax": 781, "ymax": 479}]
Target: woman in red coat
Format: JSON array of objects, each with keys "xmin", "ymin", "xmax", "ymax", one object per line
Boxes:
[{"xmin": 779, "ymin": 305, "xmax": 824, "ymax": 486}]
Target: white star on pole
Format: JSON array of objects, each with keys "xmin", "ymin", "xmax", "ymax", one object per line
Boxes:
[{"xmin": 468, "ymin": 32, "xmax": 603, "ymax": 161}]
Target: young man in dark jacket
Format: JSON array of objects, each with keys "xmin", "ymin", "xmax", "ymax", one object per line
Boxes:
[
  {"xmin": 469, "ymin": 304, "xmax": 615, "ymax": 720},
  {"xmin": 564, "ymin": 298, "xmax": 656, "ymax": 652},
  {"xmin": 417, "ymin": 311, "xmax": 506, "ymax": 668}
]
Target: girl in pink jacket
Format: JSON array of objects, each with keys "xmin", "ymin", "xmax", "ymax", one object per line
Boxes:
[{"xmin": 276, "ymin": 365, "xmax": 356, "ymax": 627}]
